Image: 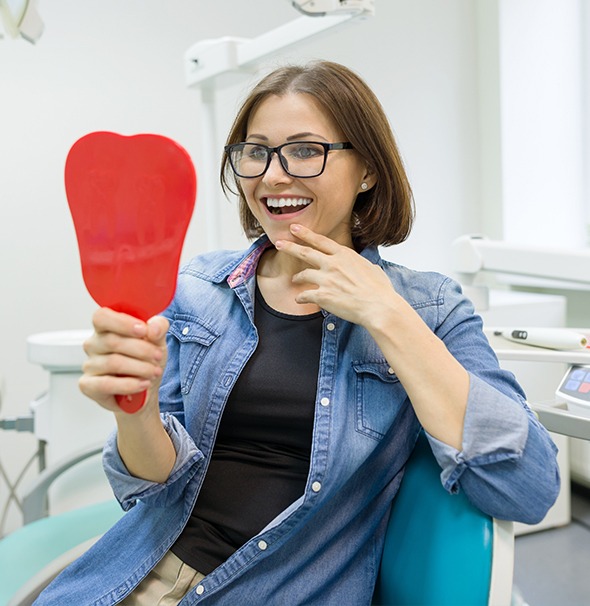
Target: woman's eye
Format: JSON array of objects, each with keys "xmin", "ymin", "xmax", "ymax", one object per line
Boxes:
[
  {"xmin": 289, "ymin": 144, "xmax": 323, "ymax": 160},
  {"xmin": 246, "ymin": 146, "xmax": 268, "ymax": 161}
]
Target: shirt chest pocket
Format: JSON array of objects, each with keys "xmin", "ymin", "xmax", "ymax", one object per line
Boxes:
[
  {"xmin": 170, "ymin": 316, "xmax": 220, "ymax": 395},
  {"xmin": 353, "ymin": 362, "xmax": 409, "ymax": 441}
]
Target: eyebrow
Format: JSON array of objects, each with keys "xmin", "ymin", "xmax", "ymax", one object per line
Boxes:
[{"xmin": 245, "ymin": 132, "xmax": 328, "ymax": 143}]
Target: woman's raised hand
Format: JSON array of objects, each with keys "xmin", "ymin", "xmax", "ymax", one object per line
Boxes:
[{"xmin": 275, "ymin": 223, "xmax": 399, "ymax": 329}]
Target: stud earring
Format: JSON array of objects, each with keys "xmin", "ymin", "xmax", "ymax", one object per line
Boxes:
[{"xmin": 360, "ymin": 182, "xmax": 368, "ymax": 191}]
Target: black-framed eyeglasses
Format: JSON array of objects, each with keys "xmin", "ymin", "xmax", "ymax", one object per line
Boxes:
[{"xmin": 224, "ymin": 141, "xmax": 354, "ymax": 179}]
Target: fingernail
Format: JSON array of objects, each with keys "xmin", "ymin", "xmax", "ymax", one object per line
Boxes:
[
  {"xmin": 147, "ymin": 317, "xmax": 163, "ymax": 339},
  {"xmin": 275, "ymin": 240, "xmax": 284, "ymax": 249},
  {"xmin": 133, "ymin": 323, "xmax": 146, "ymax": 337},
  {"xmin": 290, "ymin": 223, "xmax": 301, "ymax": 232}
]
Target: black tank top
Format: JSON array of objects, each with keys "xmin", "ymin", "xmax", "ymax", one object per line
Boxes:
[{"xmin": 171, "ymin": 285, "xmax": 323, "ymax": 574}]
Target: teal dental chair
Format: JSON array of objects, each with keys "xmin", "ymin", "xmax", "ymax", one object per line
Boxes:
[{"xmin": 0, "ymin": 433, "xmax": 513, "ymax": 606}]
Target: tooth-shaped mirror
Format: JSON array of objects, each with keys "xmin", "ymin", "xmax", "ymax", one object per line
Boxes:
[{"xmin": 65, "ymin": 131, "xmax": 197, "ymax": 412}]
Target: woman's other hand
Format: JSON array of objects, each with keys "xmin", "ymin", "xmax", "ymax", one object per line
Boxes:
[{"xmin": 275, "ymin": 223, "xmax": 399, "ymax": 329}]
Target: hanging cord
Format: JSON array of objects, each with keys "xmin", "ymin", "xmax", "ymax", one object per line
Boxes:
[
  {"xmin": 0, "ymin": 390, "xmax": 47, "ymax": 538},
  {"xmin": 0, "ymin": 441, "xmax": 46, "ymax": 538}
]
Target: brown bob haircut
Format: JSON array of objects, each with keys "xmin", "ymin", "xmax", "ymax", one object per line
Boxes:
[{"xmin": 220, "ymin": 60, "xmax": 414, "ymax": 248}]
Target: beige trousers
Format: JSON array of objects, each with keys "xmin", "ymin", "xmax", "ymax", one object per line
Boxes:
[{"xmin": 118, "ymin": 550, "xmax": 205, "ymax": 606}]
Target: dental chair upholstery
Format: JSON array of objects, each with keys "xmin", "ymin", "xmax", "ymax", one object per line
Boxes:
[
  {"xmin": 372, "ymin": 432, "xmax": 514, "ymax": 605},
  {"xmin": 0, "ymin": 499, "xmax": 123, "ymax": 606},
  {"xmin": 0, "ymin": 432, "xmax": 513, "ymax": 606},
  {"xmin": 0, "ymin": 445, "xmax": 125, "ymax": 606}
]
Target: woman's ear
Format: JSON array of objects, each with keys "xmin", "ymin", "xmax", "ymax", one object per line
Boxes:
[{"xmin": 359, "ymin": 168, "xmax": 377, "ymax": 193}]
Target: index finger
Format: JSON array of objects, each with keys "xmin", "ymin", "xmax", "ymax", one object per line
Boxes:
[
  {"xmin": 274, "ymin": 226, "xmax": 341, "ymax": 265},
  {"xmin": 288, "ymin": 224, "xmax": 342, "ymax": 254},
  {"xmin": 92, "ymin": 307, "xmax": 149, "ymax": 338}
]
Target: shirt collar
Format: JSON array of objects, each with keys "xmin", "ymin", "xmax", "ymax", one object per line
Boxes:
[{"xmin": 227, "ymin": 237, "xmax": 273, "ymax": 288}]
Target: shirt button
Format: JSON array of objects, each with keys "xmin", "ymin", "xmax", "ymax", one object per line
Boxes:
[
  {"xmin": 182, "ymin": 326, "xmax": 189, "ymax": 336},
  {"xmin": 326, "ymin": 322, "xmax": 336, "ymax": 331},
  {"xmin": 258, "ymin": 540, "xmax": 268, "ymax": 550},
  {"xmin": 311, "ymin": 481, "xmax": 322, "ymax": 493},
  {"xmin": 320, "ymin": 397, "xmax": 330, "ymax": 407},
  {"xmin": 388, "ymin": 367, "xmax": 395, "ymax": 374},
  {"xmin": 196, "ymin": 585, "xmax": 205, "ymax": 595}
]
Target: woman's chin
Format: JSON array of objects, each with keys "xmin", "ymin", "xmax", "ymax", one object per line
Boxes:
[{"xmin": 264, "ymin": 224, "xmax": 301, "ymax": 245}]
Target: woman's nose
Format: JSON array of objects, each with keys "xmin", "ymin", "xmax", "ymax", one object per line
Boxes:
[{"xmin": 262, "ymin": 152, "xmax": 293, "ymax": 185}]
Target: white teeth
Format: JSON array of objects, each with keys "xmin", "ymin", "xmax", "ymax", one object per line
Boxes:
[{"xmin": 265, "ymin": 197, "xmax": 312, "ymax": 208}]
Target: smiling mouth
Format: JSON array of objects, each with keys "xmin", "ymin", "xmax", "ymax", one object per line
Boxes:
[{"xmin": 264, "ymin": 197, "xmax": 312, "ymax": 215}]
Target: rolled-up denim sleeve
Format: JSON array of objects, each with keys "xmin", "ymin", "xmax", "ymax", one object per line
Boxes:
[
  {"xmin": 103, "ymin": 413, "xmax": 205, "ymax": 511},
  {"xmin": 427, "ymin": 373, "xmax": 560, "ymax": 524}
]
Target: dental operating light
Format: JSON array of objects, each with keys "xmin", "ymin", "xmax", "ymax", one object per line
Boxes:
[
  {"xmin": 185, "ymin": 0, "xmax": 374, "ymax": 87},
  {"xmin": 290, "ymin": 0, "xmax": 374, "ymax": 18},
  {"xmin": 0, "ymin": 0, "xmax": 43, "ymax": 43}
]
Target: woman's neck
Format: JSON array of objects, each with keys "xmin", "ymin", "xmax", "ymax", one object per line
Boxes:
[{"xmin": 256, "ymin": 248, "xmax": 321, "ymax": 315}]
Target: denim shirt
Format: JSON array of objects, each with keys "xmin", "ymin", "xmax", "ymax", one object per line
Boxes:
[{"xmin": 35, "ymin": 237, "xmax": 559, "ymax": 606}]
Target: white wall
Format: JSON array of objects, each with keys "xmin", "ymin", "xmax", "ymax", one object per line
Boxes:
[
  {"xmin": 498, "ymin": 0, "xmax": 586, "ymax": 248},
  {"xmin": 0, "ymin": 0, "xmax": 483, "ymax": 533}
]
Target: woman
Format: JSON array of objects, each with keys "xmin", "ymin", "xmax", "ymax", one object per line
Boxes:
[{"xmin": 35, "ymin": 61, "xmax": 559, "ymax": 606}]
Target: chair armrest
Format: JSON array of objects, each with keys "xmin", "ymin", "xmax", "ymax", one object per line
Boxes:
[{"xmin": 489, "ymin": 518, "xmax": 514, "ymax": 606}]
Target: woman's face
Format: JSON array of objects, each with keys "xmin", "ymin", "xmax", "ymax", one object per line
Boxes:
[{"xmin": 238, "ymin": 93, "xmax": 374, "ymax": 247}]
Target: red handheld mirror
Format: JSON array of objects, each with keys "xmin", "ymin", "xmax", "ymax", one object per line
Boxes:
[{"xmin": 65, "ymin": 131, "xmax": 197, "ymax": 413}]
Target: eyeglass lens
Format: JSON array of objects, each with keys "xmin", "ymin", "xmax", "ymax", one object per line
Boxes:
[{"xmin": 230, "ymin": 142, "xmax": 327, "ymax": 178}]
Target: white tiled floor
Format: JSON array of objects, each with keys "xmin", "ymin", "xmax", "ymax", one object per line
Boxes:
[{"xmin": 513, "ymin": 484, "xmax": 590, "ymax": 606}]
